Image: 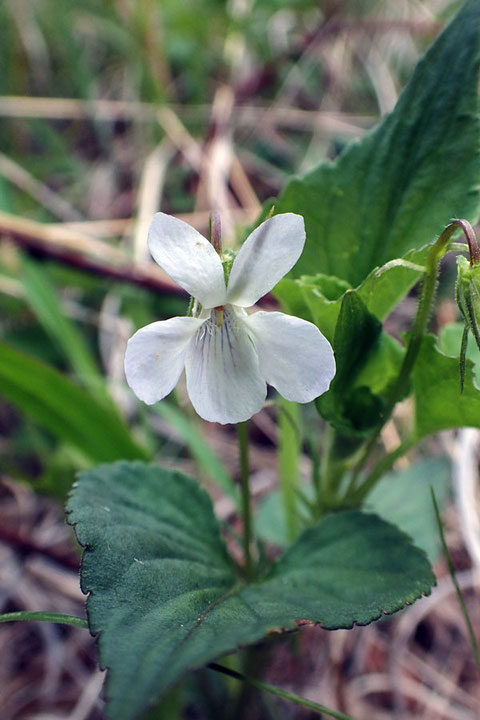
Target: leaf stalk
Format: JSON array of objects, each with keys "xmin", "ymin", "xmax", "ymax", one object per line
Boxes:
[
  {"xmin": 209, "ymin": 662, "xmax": 360, "ymax": 720},
  {"xmin": 349, "ymin": 220, "xmax": 472, "ymax": 495}
]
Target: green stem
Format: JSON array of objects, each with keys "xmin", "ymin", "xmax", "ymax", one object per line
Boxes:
[
  {"xmin": 278, "ymin": 398, "xmax": 300, "ymax": 542},
  {"xmin": 319, "ymin": 425, "xmax": 346, "ymax": 509},
  {"xmin": 318, "ymin": 427, "xmax": 361, "ymax": 513},
  {"xmin": 349, "ymin": 221, "xmax": 467, "ymax": 493},
  {"xmin": 319, "ymin": 423, "xmax": 335, "ymax": 503},
  {"xmin": 209, "ymin": 663, "xmax": 359, "ymax": 720},
  {"xmin": 0, "ymin": 611, "xmax": 88, "ymax": 628},
  {"xmin": 238, "ymin": 421, "xmax": 253, "ymax": 581},
  {"xmin": 346, "ymin": 435, "xmax": 415, "ymax": 505},
  {"xmin": 431, "ymin": 487, "xmax": 480, "ymax": 674}
]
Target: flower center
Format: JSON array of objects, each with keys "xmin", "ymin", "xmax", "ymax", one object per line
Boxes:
[{"xmin": 214, "ymin": 305, "xmax": 225, "ymax": 327}]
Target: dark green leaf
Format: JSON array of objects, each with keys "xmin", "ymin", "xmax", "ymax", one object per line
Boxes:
[
  {"xmin": 273, "ymin": 0, "xmax": 480, "ymax": 286},
  {"xmin": 67, "ymin": 461, "xmax": 435, "ymax": 720},
  {"xmin": 0, "ymin": 341, "xmax": 147, "ymax": 463},
  {"xmin": 325, "ymin": 290, "xmax": 381, "ymax": 385},
  {"xmin": 316, "ymin": 291, "xmax": 404, "ymax": 435}
]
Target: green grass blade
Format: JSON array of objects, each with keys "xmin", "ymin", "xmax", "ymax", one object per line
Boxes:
[
  {"xmin": 0, "ymin": 340, "xmax": 147, "ymax": 463},
  {"xmin": 21, "ymin": 258, "xmax": 104, "ymax": 392},
  {"xmin": 431, "ymin": 486, "xmax": 480, "ymax": 673},
  {"xmin": 209, "ymin": 663, "xmax": 359, "ymax": 720}
]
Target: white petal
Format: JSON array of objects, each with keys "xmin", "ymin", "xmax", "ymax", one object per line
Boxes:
[
  {"xmin": 226, "ymin": 213, "xmax": 306, "ymax": 307},
  {"xmin": 243, "ymin": 311, "xmax": 336, "ymax": 402},
  {"xmin": 125, "ymin": 317, "xmax": 203, "ymax": 404},
  {"xmin": 148, "ymin": 213, "xmax": 227, "ymax": 308},
  {"xmin": 185, "ymin": 308, "xmax": 266, "ymax": 424}
]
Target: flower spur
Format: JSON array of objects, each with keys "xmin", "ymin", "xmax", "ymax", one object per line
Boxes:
[{"xmin": 124, "ymin": 212, "xmax": 336, "ymax": 424}]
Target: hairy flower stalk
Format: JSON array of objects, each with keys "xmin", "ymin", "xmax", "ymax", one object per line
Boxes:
[{"xmin": 125, "ymin": 212, "xmax": 336, "ymax": 424}]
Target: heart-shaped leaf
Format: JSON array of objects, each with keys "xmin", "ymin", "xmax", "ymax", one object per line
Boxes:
[
  {"xmin": 67, "ymin": 461, "xmax": 435, "ymax": 720},
  {"xmin": 273, "ymin": 0, "xmax": 480, "ymax": 287}
]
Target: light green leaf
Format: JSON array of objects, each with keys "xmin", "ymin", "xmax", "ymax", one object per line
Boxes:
[
  {"xmin": 273, "ymin": 0, "xmax": 480, "ymax": 287},
  {"xmin": 356, "ymin": 248, "xmax": 427, "ymax": 324},
  {"xmin": 438, "ymin": 321, "xmax": 480, "ymax": 386},
  {"xmin": 274, "ymin": 275, "xmax": 344, "ymax": 341},
  {"xmin": 276, "ymin": 247, "xmax": 426, "ymax": 343},
  {"xmin": 414, "ymin": 334, "xmax": 480, "ymax": 439},
  {"xmin": 0, "ymin": 341, "xmax": 147, "ymax": 463},
  {"xmin": 67, "ymin": 461, "xmax": 435, "ymax": 720},
  {"xmin": 257, "ymin": 458, "xmax": 450, "ymax": 561},
  {"xmin": 366, "ymin": 459, "xmax": 450, "ymax": 562},
  {"xmin": 274, "ymin": 276, "xmax": 316, "ymax": 323},
  {"xmin": 255, "ymin": 487, "xmax": 312, "ymax": 549}
]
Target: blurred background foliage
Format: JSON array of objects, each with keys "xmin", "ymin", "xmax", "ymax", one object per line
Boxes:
[{"xmin": 0, "ymin": 0, "xmax": 459, "ymax": 495}]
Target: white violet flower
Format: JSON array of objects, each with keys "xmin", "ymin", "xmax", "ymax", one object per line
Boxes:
[{"xmin": 124, "ymin": 212, "xmax": 336, "ymax": 424}]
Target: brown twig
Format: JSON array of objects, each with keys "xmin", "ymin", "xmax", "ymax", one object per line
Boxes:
[
  {"xmin": 0, "ymin": 210, "xmax": 185, "ymax": 296},
  {"xmin": 0, "ymin": 210, "xmax": 276, "ymax": 302},
  {"xmin": 302, "ymin": 18, "xmax": 442, "ymax": 48},
  {"xmin": 0, "ymin": 96, "xmax": 371, "ymax": 134}
]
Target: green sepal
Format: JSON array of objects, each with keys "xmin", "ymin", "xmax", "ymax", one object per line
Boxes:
[
  {"xmin": 221, "ymin": 248, "xmax": 236, "ymax": 285},
  {"xmin": 460, "ymin": 324, "xmax": 469, "ymax": 393}
]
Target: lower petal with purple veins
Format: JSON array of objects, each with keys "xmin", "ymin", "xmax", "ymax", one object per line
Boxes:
[{"xmin": 185, "ymin": 308, "xmax": 266, "ymax": 424}]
